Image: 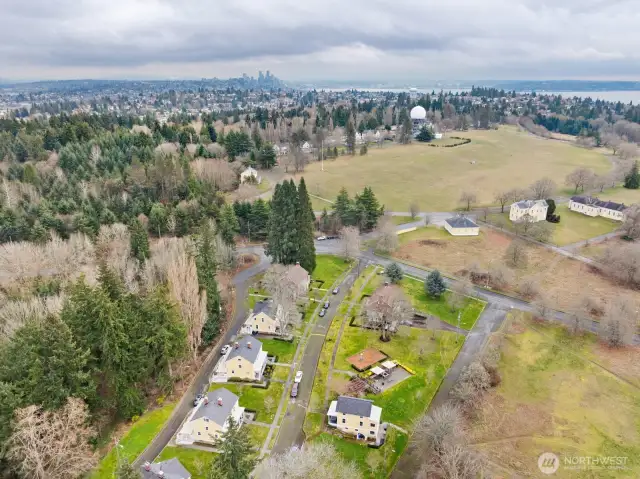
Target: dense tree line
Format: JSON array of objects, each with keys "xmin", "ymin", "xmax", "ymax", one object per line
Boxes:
[{"xmin": 333, "ymin": 186, "xmax": 383, "ymax": 231}]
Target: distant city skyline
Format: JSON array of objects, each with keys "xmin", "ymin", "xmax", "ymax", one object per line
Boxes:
[{"xmin": 3, "ymin": 0, "xmax": 640, "ymax": 81}]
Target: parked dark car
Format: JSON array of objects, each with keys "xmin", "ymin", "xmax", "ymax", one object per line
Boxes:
[
  {"xmin": 193, "ymin": 394, "xmax": 204, "ymax": 407},
  {"xmin": 291, "ymin": 383, "xmax": 299, "ymax": 398}
]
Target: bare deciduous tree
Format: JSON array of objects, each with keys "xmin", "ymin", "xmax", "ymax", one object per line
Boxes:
[
  {"xmin": 409, "ymin": 202, "xmax": 420, "ymax": 219},
  {"xmin": 263, "ymin": 264, "xmax": 301, "ymax": 333},
  {"xmin": 414, "ymin": 403, "xmax": 464, "ymax": 452},
  {"xmin": 507, "ymin": 188, "xmax": 528, "ymax": 204},
  {"xmin": 363, "ymin": 284, "xmax": 412, "ymax": 341},
  {"xmin": 618, "ymin": 142, "xmax": 639, "ymax": 161},
  {"xmin": 459, "ymin": 192, "xmax": 477, "ymax": 211},
  {"xmin": 339, "ymin": 226, "xmax": 361, "ymax": 261},
  {"xmin": 255, "ymin": 442, "xmax": 361, "ymax": 479},
  {"xmin": 518, "ymin": 276, "xmax": 540, "ymax": 299},
  {"xmin": 529, "ymin": 177, "xmax": 556, "ymax": 200},
  {"xmin": 419, "ymin": 442, "xmax": 485, "ymax": 479},
  {"xmin": 532, "ymin": 293, "xmax": 555, "ymax": 322},
  {"xmin": 489, "ymin": 263, "xmax": 515, "ymax": 290},
  {"xmin": 375, "ymin": 219, "xmax": 399, "ymax": 254},
  {"xmin": 600, "ymin": 296, "xmax": 636, "ymax": 348},
  {"xmin": 601, "ymin": 132, "xmax": 622, "ymax": 155},
  {"xmin": 494, "ymin": 191, "xmax": 511, "ymax": 213},
  {"xmin": 600, "ymin": 243, "xmax": 640, "ymax": 286},
  {"xmin": 7, "ymin": 398, "xmax": 97, "ymax": 479},
  {"xmin": 504, "ymin": 240, "xmax": 528, "ymax": 268},
  {"xmin": 592, "ymin": 174, "xmax": 609, "ymax": 193},
  {"xmin": 565, "ymin": 167, "xmax": 594, "ymax": 193},
  {"xmin": 191, "ymin": 158, "xmax": 236, "ymax": 192},
  {"xmin": 620, "ymin": 204, "xmax": 640, "ymax": 240}
]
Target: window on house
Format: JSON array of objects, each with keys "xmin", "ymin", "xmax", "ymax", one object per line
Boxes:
[
  {"xmin": 198, "ymin": 432, "xmax": 201, "ymax": 436},
  {"xmin": 370, "ymin": 431, "xmax": 375, "ymax": 435},
  {"xmin": 359, "ymin": 421, "xmax": 363, "ymax": 426},
  {"xmin": 342, "ymin": 418, "xmax": 346, "ymax": 423},
  {"xmin": 370, "ymin": 423, "xmax": 375, "ymax": 427},
  {"xmin": 206, "ymin": 427, "xmax": 208, "ymax": 430}
]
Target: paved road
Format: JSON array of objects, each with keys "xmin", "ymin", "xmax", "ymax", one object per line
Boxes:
[
  {"xmin": 271, "ymin": 263, "xmax": 361, "ymax": 453},
  {"xmin": 134, "ymin": 247, "xmax": 271, "ymax": 467},
  {"xmin": 390, "ymin": 303, "xmax": 508, "ymax": 479}
]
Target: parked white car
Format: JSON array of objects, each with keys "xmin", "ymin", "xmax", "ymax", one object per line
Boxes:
[
  {"xmin": 220, "ymin": 345, "xmax": 231, "ymax": 355},
  {"xmin": 294, "ymin": 371, "xmax": 303, "ymax": 383}
]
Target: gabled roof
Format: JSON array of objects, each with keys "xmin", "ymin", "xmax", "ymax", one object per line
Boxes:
[
  {"xmin": 514, "ymin": 199, "xmax": 547, "ymax": 209},
  {"xmin": 336, "ymin": 396, "xmax": 374, "ymax": 417},
  {"xmin": 286, "ymin": 263, "xmax": 310, "ymax": 285},
  {"xmin": 252, "ymin": 299, "xmax": 274, "ymax": 316},
  {"xmin": 445, "ymin": 216, "xmax": 478, "ymax": 229},
  {"xmin": 141, "ymin": 458, "xmax": 191, "ymax": 479},
  {"xmin": 192, "ymin": 388, "xmax": 239, "ymax": 426},
  {"xmin": 228, "ymin": 335, "xmax": 263, "ymax": 364}
]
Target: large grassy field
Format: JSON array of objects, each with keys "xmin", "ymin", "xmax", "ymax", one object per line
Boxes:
[
  {"xmin": 597, "ymin": 185, "xmax": 640, "ymax": 206},
  {"xmin": 293, "ymin": 127, "xmax": 612, "ymax": 211},
  {"xmin": 487, "ymin": 204, "xmax": 619, "ymax": 246},
  {"xmin": 91, "ymin": 402, "xmax": 177, "ymax": 479},
  {"xmin": 393, "ymin": 226, "xmax": 640, "ymax": 312},
  {"xmin": 471, "ymin": 313, "xmax": 640, "ymax": 477}
]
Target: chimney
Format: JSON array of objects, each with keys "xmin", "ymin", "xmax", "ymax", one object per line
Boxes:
[
  {"xmin": 158, "ymin": 471, "xmax": 164, "ymax": 478},
  {"xmin": 247, "ymin": 341, "xmax": 252, "ymax": 349},
  {"xmin": 217, "ymin": 397, "xmax": 223, "ymax": 406},
  {"xmin": 144, "ymin": 462, "xmax": 151, "ymax": 471},
  {"xmin": 204, "ymin": 396, "xmax": 209, "ymax": 405},
  {"xmin": 234, "ymin": 342, "xmax": 239, "ymax": 349}
]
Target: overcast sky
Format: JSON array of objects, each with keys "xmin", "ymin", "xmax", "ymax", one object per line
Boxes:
[{"xmin": 2, "ymin": 0, "xmax": 640, "ymax": 82}]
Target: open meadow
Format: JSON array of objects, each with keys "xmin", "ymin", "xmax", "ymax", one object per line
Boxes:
[
  {"xmin": 393, "ymin": 226, "xmax": 640, "ymax": 312},
  {"xmin": 293, "ymin": 126, "xmax": 612, "ymax": 211},
  {"xmin": 471, "ymin": 313, "xmax": 640, "ymax": 478}
]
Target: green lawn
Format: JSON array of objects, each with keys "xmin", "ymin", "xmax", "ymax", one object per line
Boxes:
[
  {"xmin": 313, "ymin": 428, "xmax": 409, "ymax": 479},
  {"xmin": 313, "ymin": 255, "xmax": 352, "ymax": 287},
  {"xmin": 291, "ymin": 126, "xmax": 612, "ymax": 210},
  {"xmin": 303, "ymin": 412, "xmax": 326, "ymax": 438},
  {"xmin": 208, "ymin": 383, "xmax": 283, "ymax": 423},
  {"xmin": 390, "ymin": 215, "xmax": 415, "ymax": 225},
  {"xmin": 246, "ymin": 424, "xmax": 270, "ymax": 450},
  {"xmin": 91, "ymin": 402, "xmax": 177, "ymax": 479},
  {"xmin": 156, "ymin": 447, "xmax": 216, "ymax": 479},
  {"xmin": 272, "ymin": 365, "xmax": 291, "ymax": 381},
  {"xmin": 487, "ymin": 204, "xmax": 618, "ymax": 246},
  {"xmin": 260, "ymin": 338, "xmax": 297, "ymax": 363},
  {"xmin": 401, "ymin": 276, "xmax": 485, "ymax": 330},
  {"xmin": 334, "ymin": 325, "xmax": 462, "ymax": 428}
]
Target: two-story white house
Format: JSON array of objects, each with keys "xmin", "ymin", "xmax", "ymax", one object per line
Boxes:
[
  {"xmin": 327, "ymin": 396, "xmax": 383, "ymax": 444},
  {"xmin": 569, "ymin": 196, "xmax": 626, "ymax": 221},
  {"xmin": 240, "ymin": 167, "xmax": 261, "ymax": 184},
  {"xmin": 176, "ymin": 388, "xmax": 244, "ymax": 446},
  {"xmin": 509, "ymin": 199, "xmax": 548, "ymax": 223}
]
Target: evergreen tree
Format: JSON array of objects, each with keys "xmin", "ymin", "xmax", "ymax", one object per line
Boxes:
[
  {"xmin": 624, "ymin": 161, "xmax": 640, "ymax": 189},
  {"xmin": 345, "ymin": 118, "xmax": 356, "ymax": 155},
  {"xmin": 416, "ymin": 126, "xmax": 433, "ymax": 142},
  {"xmin": 248, "ymin": 199, "xmax": 270, "ymax": 240},
  {"xmin": 258, "ymin": 144, "xmax": 277, "ymax": 169},
  {"xmin": 197, "ymin": 221, "xmax": 222, "ymax": 345},
  {"xmin": 266, "ymin": 181, "xmax": 299, "ymax": 265},
  {"xmin": 208, "ymin": 123, "xmax": 218, "ymax": 143},
  {"xmin": 334, "ymin": 187, "xmax": 353, "ymax": 227},
  {"xmin": 200, "ymin": 124, "xmax": 211, "ymax": 143},
  {"xmin": 148, "ymin": 203, "xmax": 168, "ymax": 237},
  {"xmin": 385, "ymin": 263, "xmax": 404, "ymax": 284},
  {"xmin": 207, "ymin": 418, "xmax": 256, "ymax": 479},
  {"xmin": 296, "ymin": 178, "xmax": 317, "ymax": 273},
  {"xmin": 425, "ymin": 270, "xmax": 446, "ymax": 298},
  {"xmin": 251, "ymin": 123, "xmax": 263, "ymax": 150},
  {"xmin": 355, "ymin": 186, "xmax": 383, "ymax": 231},
  {"xmin": 128, "ymin": 218, "xmax": 150, "ymax": 263},
  {"xmin": 218, "ymin": 204, "xmax": 240, "ymax": 245},
  {"xmin": 116, "ymin": 459, "xmax": 142, "ymax": 479}
]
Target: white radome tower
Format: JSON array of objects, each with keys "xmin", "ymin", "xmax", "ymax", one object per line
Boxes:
[{"xmin": 410, "ymin": 105, "xmax": 427, "ymax": 120}]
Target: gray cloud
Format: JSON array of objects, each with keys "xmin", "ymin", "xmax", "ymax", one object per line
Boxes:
[{"xmin": 1, "ymin": 0, "xmax": 639, "ymax": 80}]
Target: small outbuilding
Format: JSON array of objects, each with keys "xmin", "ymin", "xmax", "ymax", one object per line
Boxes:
[{"xmin": 444, "ymin": 215, "xmax": 479, "ymax": 236}]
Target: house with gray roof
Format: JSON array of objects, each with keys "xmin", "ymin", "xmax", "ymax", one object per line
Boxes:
[
  {"xmin": 211, "ymin": 336, "xmax": 269, "ymax": 383},
  {"xmin": 176, "ymin": 388, "xmax": 244, "ymax": 446},
  {"xmin": 569, "ymin": 196, "xmax": 627, "ymax": 221},
  {"xmin": 509, "ymin": 199, "xmax": 548, "ymax": 223},
  {"xmin": 240, "ymin": 299, "xmax": 283, "ymax": 335},
  {"xmin": 327, "ymin": 395, "xmax": 383, "ymax": 443},
  {"xmin": 444, "ymin": 215, "xmax": 479, "ymax": 236},
  {"xmin": 141, "ymin": 459, "xmax": 191, "ymax": 479}
]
